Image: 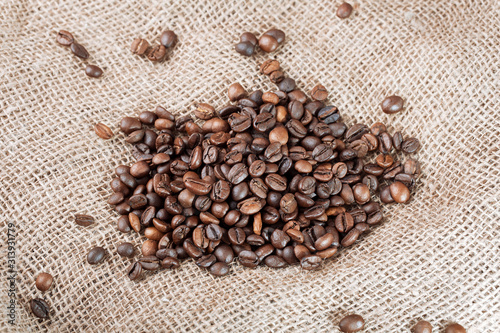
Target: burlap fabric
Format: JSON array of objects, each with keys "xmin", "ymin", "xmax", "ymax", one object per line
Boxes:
[{"xmin": 1, "ymin": 0, "xmax": 499, "ymax": 331}]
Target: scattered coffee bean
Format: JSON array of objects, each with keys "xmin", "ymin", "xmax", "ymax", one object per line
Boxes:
[
  {"xmin": 29, "ymin": 298, "xmax": 50, "ymax": 319},
  {"xmin": 337, "ymin": 3, "xmax": 354, "ymax": 19},
  {"xmin": 56, "ymin": 30, "xmax": 74, "ymax": 46},
  {"xmin": 160, "ymin": 30, "xmax": 177, "ymax": 48},
  {"xmin": 258, "ymin": 34, "xmax": 279, "ymax": 53},
  {"xmin": 147, "ymin": 45, "xmax": 167, "ymax": 62},
  {"xmin": 85, "ymin": 65, "xmax": 103, "ymax": 78},
  {"xmin": 70, "ymin": 42, "xmax": 89, "ymax": 59},
  {"xmin": 413, "ymin": 320, "xmax": 433, "ymax": 333},
  {"xmin": 131, "ymin": 38, "xmax": 150, "ymax": 55},
  {"xmin": 444, "ymin": 323, "xmax": 466, "ymax": 333},
  {"xmin": 381, "ymin": 95, "xmax": 405, "ymax": 114},
  {"xmin": 339, "ymin": 314, "xmax": 365, "ymax": 332},
  {"xmin": 74, "ymin": 214, "xmax": 95, "ymax": 227},
  {"xmin": 87, "ymin": 246, "xmax": 107, "ymax": 265},
  {"xmin": 117, "ymin": 242, "xmax": 135, "ymax": 258},
  {"xmin": 35, "ymin": 273, "xmax": 53, "ymax": 292},
  {"xmin": 94, "ymin": 123, "xmax": 113, "ymax": 139}
]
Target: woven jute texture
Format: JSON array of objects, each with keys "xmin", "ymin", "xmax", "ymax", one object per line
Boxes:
[{"xmin": 1, "ymin": 0, "xmax": 499, "ymax": 332}]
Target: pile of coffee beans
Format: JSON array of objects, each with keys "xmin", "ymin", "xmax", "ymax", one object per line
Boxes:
[
  {"xmin": 56, "ymin": 30, "xmax": 103, "ymax": 78},
  {"xmin": 131, "ymin": 30, "xmax": 178, "ymax": 62},
  {"xmin": 104, "ymin": 58, "xmax": 421, "ymax": 279},
  {"xmin": 235, "ymin": 29, "xmax": 285, "ymax": 56}
]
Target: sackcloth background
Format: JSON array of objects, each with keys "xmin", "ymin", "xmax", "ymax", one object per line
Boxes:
[{"xmin": 0, "ymin": 0, "xmax": 499, "ymax": 332}]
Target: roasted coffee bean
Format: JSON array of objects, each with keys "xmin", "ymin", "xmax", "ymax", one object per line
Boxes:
[
  {"xmin": 35, "ymin": 273, "xmax": 53, "ymax": 292},
  {"xmin": 85, "ymin": 65, "xmax": 103, "ymax": 78},
  {"xmin": 413, "ymin": 320, "xmax": 433, "ymax": 333},
  {"xmin": 311, "ymin": 84, "xmax": 328, "ymax": 101},
  {"xmin": 70, "ymin": 42, "xmax": 89, "ymax": 59},
  {"xmin": 227, "ymin": 163, "xmax": 248, "ymax": 184},
  {"xmin": 382, "ymin": 161, "xmax": 402, "ymax": 179},
  {"xmin": 30, "ymin": 298, "xmax": 50, "ymax": 319},
  {"xmin": 402, "ymin": 138, "xmax": 420, "ymax": 154},
  {"xmin": 317, "ymin": 105, "xmax": 339, "ymax": 124},
  {"xmin": 341, "ymin": 228, "xmax": 361, "ymax": 247},
  {"xmin": 337, "ymin": 3, "xmax": 354, "ymax": 19},
  {"xmin": 127, "ymin": 261, "xmax": 142, "ymax": 280},
  {"xmin": 263, "ymin": 29, "xmax": 285, "ymax": 44},
  {"xmin": 260, "ymin": 59, "xmax": 280, "ymax": 74},
  {"xmin": 392, "ymin": 131, "xmax": 403, "ymax": 150},
  {"xmin": 395, "ymin": 173, "xmax": 416, "ymax": 189},
  {"xmin": 75, "ymin": 214, "xmax": 94, "ymax": 227},
  {"xmin": 228, "ymin": 227, "xmax": 246, "ymax": 245},
  {"xmin": 87, "ymin": 246, "xmax": 107, "ymax": 265},
  {"xmin": 194, "ymin": 103, "xmax": 215, "ymax": 120},
  {"xmin": 254, "ymin": 112, "xmax": 276, "ymax": 132},
  {"xmin": 209, "ymin": 262, "xmax": 230, "ymax": 276},
  {"xmin": 389, "ymin": 181, "xmax": 411, "ymax": 203},
  {"xmin": 300, "ymin": 255, "xmax": 321, "ymax": 270},
  {"xmin": 228, "ymin": 83, "xmax": 246, "ymax": 101},
  {"xmin": 131, "ymin": 38, "xmax": 149, "ymax": 55},
  {"xmin": 139, "ymin": 256, "xmax": 160, "ymax": 270},
  {"xmin": 195, "ymin": 254, "xmax": 216, "ymax": 268},
  {"xmin": 56, "ymin": 30, "xmax": 74, "ymax": 46},
  {"xmin": 378, "ymin": 132, "xmax": 393, "ymax": 153},
  {"xmin": 161, "ymin": 256, "xmax": 180, "ymax": 269},
  {"xmin": 147, "ymin": 45, "xmax": 167, "ymax": 62},
  {"xmin": 379, "ymin": 185, "xmax": 394, "ymax": 204},
  {"xmin": 160, "ymin": 30, "xmax": 177, "ymax": 48},
  {"xmin": 264, "ymin": 255, "xmax": 287, "ymax": 268},
  {"xmin": 278, "ymin": 78, "xmax": 296, "ymax": 93},
  {"xmin": 94, "ymin": 123, "xmax": 113, "ymax": 139},
  {"xmin": 142, "ymin": 240, "xmax": 158, "ymax": 256},
  {"xmin": 214, "ymin": 244, "xmax": 234, "ymax": 263},
  {"xmin": 444, "ymin": 323, "xmax": 466, "ymax": 333},
  {"xmin": 120, "ymin": 117, "xmax": 142, "ymax": 134},
  {"xmin": 339, "ymin": 314, "xmax": 365, "ymax": 332},
  {"xmin": 258, "ymin": 34, "xmax": 279, "ymax": 52},
  {"xmin": 352, "ymin": 183, "xmax": 370, "ymax": 204},
  {"xmin": 265, "ymin": 174, "xmax": 287, "ymax": 191},
  {"xmin": 117, "ymin": 242, "xmax": 135, "ymax": 258},
  {"xmin": 335, "ymin": 212, "xmax": 354, "ymax": 233},
  {"xmin": 381, "ymin": 95, "xmax": 404, "ymax": 114},
  {"xmin": 238, "ymin": 197, "xmax": 265, "ymax": 215}
]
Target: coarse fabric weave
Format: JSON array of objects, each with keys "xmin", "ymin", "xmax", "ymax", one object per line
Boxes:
[{"xmin": 0, "ymin": 0, "xmax": 499, "ymax": 332}]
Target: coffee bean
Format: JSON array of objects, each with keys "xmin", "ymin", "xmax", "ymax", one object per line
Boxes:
[
  {"xmin": 341, "ymin": 228, "xmax": 361, "ymax": 247},
  {"xmin": 336, "ymin": 2, "xmax": 354, "ymax": 19},
  {"xmin": 194, "ymin": 103, "xmax": 215, "ymax": 120},
  {"xmin": 30, "ymin": 298, "xmax": 50, "ymax": 319},
  {"xmin": 56, "ymin": 30, "xmax": 74, "ymax": 46},
  {"xmin": 127, "ymin": 261, "xmax": 142, "ymax": 280},
  {"xmin": 235, "ymin": 41, "xmax": 255, "ymax": 56},
  {"xmin": 263, "ymin": 29, "xmax": 285, "ymax": 43},
  {"xmin": 389, "ymin": 181, "xmax": 411, "ymax": 203},
  {"xmin": 85, "ymin": 65, "xmax": 103, "ymax": 78},
  {"xmin": 444, "ymin": 323, "xmax": 466, "ymax": 333},
  {"xmin": 339, "ymin": 314, "xmax": 365, "ymax": 332},
  {"xmin": 402, "ymin": 138, "xmax": 420, "ymax": 154},
  {"xmin": 131, "ymin": 38, "xmax": 149, "ymax": 55},
  {"xmin": 278, "ymin": 78, "xmax": 296, "ymax": 93},
  {"xmin": 209, "ymin": 262, "xmax": 230, "ymax": 276},
  {"xmin": 147, "ymin": 45, "xmax": 167, "ymax": 62},
  {"xmin": 238, "ymin": 197, "xmax": 265, "ymax": 215},
  {"xmin": 117, "ymin": 242, "xmax": 135, "ymax": 258},
  {"xmin": 228, "ymin": 83, "xmax": 246, "ymax": 101},
  {"xmin": 260, "ymin": 59, "xmax": 280, "ymax": 75},
  {"xmin": 300, "ymin": 255, "xmax": 321, "ymax": 270},
  {"xmin": 162, "ymin": 257, "xmax": 180, "ymax": 269},
  {"xmin": 335, "ymin": 212, "xmax": 354, "ymax": 233},
  {"xmin": 160, "ymin": 30, "xmax": 177, "ymax": 48},
  {"xmin": 138, "ymin": 256, "xmax": 160, "ymax": 270},
  {"xmin": 413, "ymin": 320, "xmax": 433, "ymax": 333},
  {"xmin": 142, "ymin": 240, "xmax": 158, "ymax": 256},
  {"xmin": 35, "ymin": 273, "xmax": 53, "ymax": 292},
  {"xmin": 70, "ymin": 42, "xmax": 89, "ymax": 59},
  {"xmin": 311, "ymin": 84, "xmax": 328, "ymax": 101},
  {"xmin": 87, "ymin": 246, "xmax": 107, "ymax": 265},
  {"xmin": 264, "ymin": 255, "xmax": 287, "ymax": 268},
  {"xmin": 75, "ymin": 214, "xmax": 94, "ymax": 227},
  {"xmin": 120, "ymin": 117, "xmax": 142, "ymax": 134},
  {"xmin": 258, "ymin": 34, "xmax": 279, "ymax": 52},
  {"xmin": 381, "ymin": 95, "xmax": 404, "ymax": 114},
  {"xmin": 94, "ymin": 123, "xmax": 113, "ymax": 139}
]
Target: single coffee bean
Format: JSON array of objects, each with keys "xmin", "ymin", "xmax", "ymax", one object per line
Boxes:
[
  {"xmin": 117, "ymin": 242, "xmax": 135, "ymax": 258},
  {"xmin": 341, "ymin": 228, "xmax": 361, "ymax": 247},
  {"xmin": 381, "ymin": 95, "xmax": 405, "ymax": 114},
  {"xmin": 214, "ymin": 244, "xmax": 234, "ymax": 263},
  {"xmin": 196, "ymin": 254, "xmax": 216, "ymax": 268},
  {"xmin": 402, "ymin": 137, "xmax": 420, "ymax": 154},
  {"xmin": 228, "ymin": 227, "xmax": 246, "ymax": 245},
  {"xmin": 235, "ymin": 41, "xmax": 255, "ymax": 56},
  {"xmin": 127, "ymin": 261, "xmax": 142, "ymax": 280},
  {"xmin": 30, "ymin": 298, "xmax": 50, "ymax": 319},
  {"xmin": 120, "ymin": 117, "xmax": 142, "ymax": 134},
  {"xmin": 147, "ymin": 45, "xmax": 167, "ymax": 62},
  {"xmin": 444, "ymin": 323, "xmax": 466, "ymax": 333},
  {"xmin": 194, "ymin": 103, "xmax": 215, "ymax": 120},
  {"xmin": 264, "ymin": 255, "xmax": 287, "ymax": 268},
  {"xmin": 162, "ymin": 256, "xmax": 181, "ymax": 269},
  {"xmin": 94, "ymin": 123, "xmax": 113, "ymax": 139},
  {"xmin": 138, "ymin": 256, "xmax": 160, "ymax": 270},
  {"xmin": 311, "ymin": 84, "xmax": 328, "ymax": 101},
  {"xmin": 160, "ymin": 30, "xmax": 177, "ymax": 48},
  {"xmin": 87, "ymin": 246, "xmax": 107, "ymax": 265},
  {"xmin": 70, "ymin": 42, "xmax": 89, "ymax": 59},
  {"xmin": 339, "ymin": 314, "xmax": 365, "ymax": 332},
  {"xmin": 379, "ymin": 185, "xmax": 394, "ymax": 204},
  {"xmin": 260, "ymin": 59, "xmax": 280, "ymax": 75},
  {"xmin": 336, "ymin": 2, "xmax": 354, "ymax": 19},
  {"xmin": 209, "ymin": 262, "xmax": 230, "ymax": 276},
  {"xmin": 240, "ymin": 32, "xmax": 258, "ymax": 45},
  {"xmin": 142, "ymin": 240, "xmax": 158, "ymax": 257},
  {"xmin": 258, "ymin": 34, "xmax": 279, "ymax": 52},
  {"xmin": 392, "ymin": 131, "xmax": 403, "ymax": 150},
  {"xmin": 85, "ymin": 65, "xmax": 103, "ymax": 78},
  {"xmin": 300, "ymin": 255, "xmax": 322, "ymax": 270},
  {"xmin": 35, "ymin": 273, "xmax": 53, "ymax": 292},
  {"xmin": 238, "ymin": 197, "xmax": 265, "ymax": 215},
  {"xmin": 75, "ymin": 214, "xmax": 95, "ymax": 227},
  {"xmin": 263, "ymin": 29, "xmax": 285, "ymax": 43},
  {"xmin": 389, "ymin": 181, "xmax": 411, "ymax": 203},
  {"xmin": 56, "ymin": 30, "xmax": 74, "ymax": 46},
  {"xmin": 413, "ymin": 320, "xmax": 433, "ymax": 333},
  {"xmin": 278, "ymin": 78, "xmax": 296, "ymax": 93},
  {"xmin": 131, "ymin": 38, "xmax": 149, "ymax": 55},
  {"xmin": 228, "ymin": 83, "xmax": 246, "ymax": 101}
]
